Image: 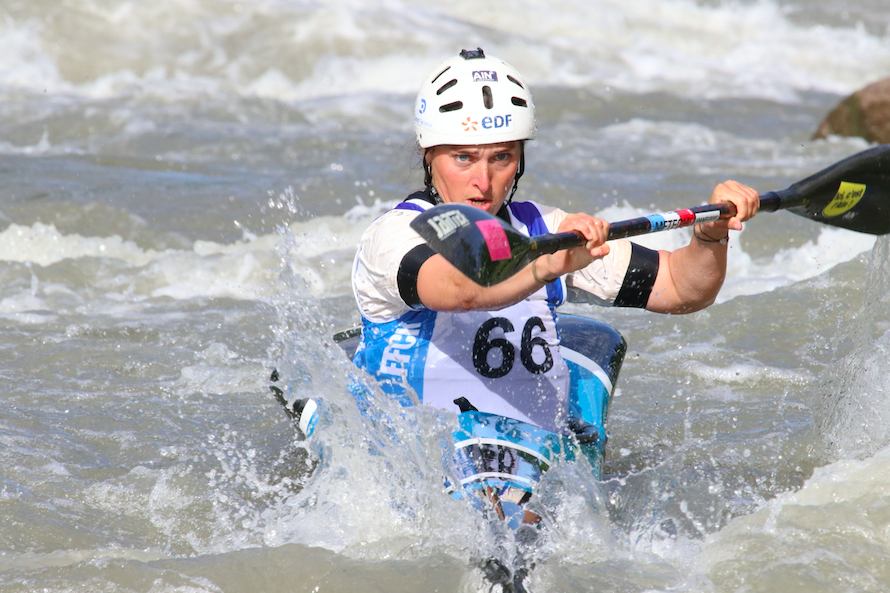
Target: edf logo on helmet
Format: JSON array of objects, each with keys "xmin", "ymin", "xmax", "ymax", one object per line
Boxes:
[{"xmin": 463, "ymin": 113, "xmax": 513, "ymax": 133}]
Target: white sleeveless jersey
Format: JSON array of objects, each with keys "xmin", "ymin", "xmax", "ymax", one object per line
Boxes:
[
  {"xmin": 352, "ymin": 198, "xmax": 576, "ymax": 432},
  {"xmin": 351, "ymin": 197, "xmax": 639, "ymax": 433}
]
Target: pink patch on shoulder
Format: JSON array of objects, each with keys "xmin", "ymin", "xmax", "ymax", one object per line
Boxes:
[{"xmin": 476, "ymin": 219, "xmax": 512, "ymax": 261}]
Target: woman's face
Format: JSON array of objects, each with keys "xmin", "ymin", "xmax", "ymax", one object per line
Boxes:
[{"xmin": 426, "ymin": 141, "xmax": 521, "ymax": 214}]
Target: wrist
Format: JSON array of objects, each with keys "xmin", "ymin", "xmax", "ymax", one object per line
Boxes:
[
  {"xmin": 693, "ymin": 224, "xmax": 729, "ymax": 246},
  {"xmin": 531, "ymin": 258, "xmax": 557, "ymax": 284}
]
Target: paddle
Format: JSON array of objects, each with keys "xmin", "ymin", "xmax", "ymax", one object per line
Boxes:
[{"xmin": 410, "ymin": 144, "xmax": 890, "ymax": 286}]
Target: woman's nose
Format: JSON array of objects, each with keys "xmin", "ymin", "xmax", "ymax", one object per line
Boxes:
[{"xmin": 471, "ymin": 163, "xmax": 491, "ymax": 192}]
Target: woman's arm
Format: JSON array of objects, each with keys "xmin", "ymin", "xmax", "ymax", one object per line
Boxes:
[
  {"xmin": 416, "ymin": 212, "xmax": 611, "ymax": 312},
  {"xmin": 415, "ymin": 180, "xmax": 758, "ymax": 314},
  {"xmin": 645, "ymin": 180, "xmax": 760, "ymax": 314}
]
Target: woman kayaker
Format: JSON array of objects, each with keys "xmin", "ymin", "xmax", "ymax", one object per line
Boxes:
[{"xmin": 350, "ymin": 48, "xmax": 759, "ymax": 434}]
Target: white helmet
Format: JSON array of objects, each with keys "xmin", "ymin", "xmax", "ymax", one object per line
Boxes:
[{"xmin": 414, "ymin": 48, "xmax": 536, "ymax": 149}]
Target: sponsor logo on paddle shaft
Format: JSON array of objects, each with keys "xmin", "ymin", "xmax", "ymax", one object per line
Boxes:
[
  {"xmin": 822, "ymin": 181, "xmax": 866, "ymax": 218},
  {"xmin": 645, "ymin": 209, "xmax": 697, "ymax": 232},
  {"xmin": 472, "ymin": 70, "xmax": 498, "ymax": 82},
  {"xmin": 427, "ymin": 209, "xmax": 471, "ymax": 240}
]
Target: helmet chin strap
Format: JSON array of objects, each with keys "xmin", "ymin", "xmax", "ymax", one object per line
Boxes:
[
  {"xmin": 422, "ymin": 149, "xmax": 442, "ymax": 204},
  {"xmin": 507, "ymin": 145, "xmax": 525, "ymax": 204}
]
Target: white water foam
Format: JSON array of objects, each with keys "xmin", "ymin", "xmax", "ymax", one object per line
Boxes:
[
  {"xmin": 695, "ymin": 441, "xmax": 890, "ymax": 589},
  {"xmin": 0, "ymin": 211, "xmax": 379, "ymax": 305},
  {"xmin": 2, "ymin": 0, "xmax": 888, "ymax": 104}
]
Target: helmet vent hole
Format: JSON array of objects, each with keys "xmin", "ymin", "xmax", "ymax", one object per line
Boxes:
[
  {"xmin": 439, "ymin": 101, "xmax": 463, "ymax": 113},
  {"xmin": 430, "ymin": 66, "xmax": 451, "ymax": 85},
  {"xmin": 506, "ymin": 75, "xmax": 524, "ymax": 89},
  {"xmin": 511, "ymin": 97, "xmax": 528, "ymax": 108},
  {"xmin": 482, "ymin": 86, "xmax": 493, "ymax": 109},
  {"xmin": 436, "ymin": 79, "xmax": 457, "ymax": 95}
]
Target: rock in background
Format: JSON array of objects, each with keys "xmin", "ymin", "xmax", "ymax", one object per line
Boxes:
[{"xmin": 813, "ymin": 78, "xmax": 890, "ymax": 143}]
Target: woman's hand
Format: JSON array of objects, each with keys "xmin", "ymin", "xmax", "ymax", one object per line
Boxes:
[
  {"xmin": 697, "ymin": 180, "xmax": 760, "ymax": 238},
  {"xmin": 534, "ymin": 213, "xmax": 610, "ymax": 281}
]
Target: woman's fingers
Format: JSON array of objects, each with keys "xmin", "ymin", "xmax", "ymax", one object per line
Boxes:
[
  {"xmin": 710, "ymin": 180, "xmax": 760, "ymax": 229},
  {"xmin": 559, "ymin": 213, "xmax": 610, "ymax": 249}
]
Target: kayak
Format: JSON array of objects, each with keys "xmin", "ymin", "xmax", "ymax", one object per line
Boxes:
[{"xmin": 270, "ymin": 313, "xmax": 625, "ymax": 528}]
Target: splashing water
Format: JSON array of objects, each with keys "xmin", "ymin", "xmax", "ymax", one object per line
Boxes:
[{"xmin": 816, "ymin": 236, "xmax": 890, "ymax": 459}]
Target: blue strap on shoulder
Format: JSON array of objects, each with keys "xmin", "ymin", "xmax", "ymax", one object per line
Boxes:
[
  {"xmin": 508, "ymin": 202, "xmax": 565, "ymax": 307},
  {"xmin": 394, "ymin": 202, "xmax": 426, "ymax": 213}
]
